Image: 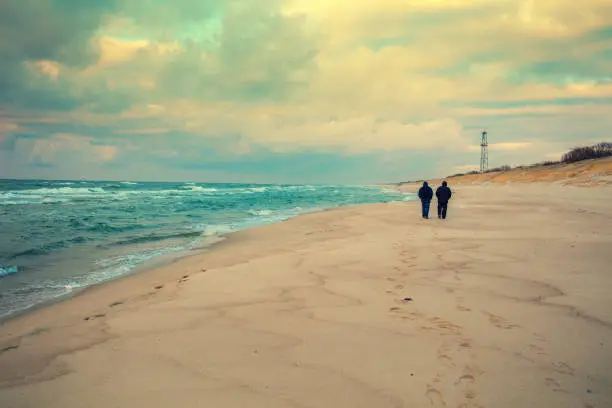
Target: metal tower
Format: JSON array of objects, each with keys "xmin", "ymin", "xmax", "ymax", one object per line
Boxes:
[{"xmin": 480, "ymin": 131, "xmax": 489, "ymax": 173}]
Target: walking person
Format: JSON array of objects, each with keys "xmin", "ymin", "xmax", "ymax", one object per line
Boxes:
[
  {"xmin": 418, "ymin": 181, "xmax": 433, "ymax": 219},
  {"xmin": 435, "ymin": 181, "xmax": 452, "ymax": 219}
]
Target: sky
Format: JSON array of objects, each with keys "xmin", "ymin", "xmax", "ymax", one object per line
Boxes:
[{"xmin": 1, "ymin": 0, "xmax": 611, "ymax": 184}]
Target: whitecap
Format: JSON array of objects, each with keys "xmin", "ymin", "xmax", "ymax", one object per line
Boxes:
[
  {"xmin": 247, "ymin": 209, "xmax": 276, "ymax": 216},
  {"xmin": 0, "ymin": 266, "xmax": 19, "ymax": 278},
  {"xmin": 182, "ymin": 186, "xmax": 217, "ymax": 192},
  {"xmin": 17, "ymin": 187, "xmax": 105, "ymax": 195},
  {"xmin": 249, "ymin": 187, "xmax": 268, "ymax": 193}
]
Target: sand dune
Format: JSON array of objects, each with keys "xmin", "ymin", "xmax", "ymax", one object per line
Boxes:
[
  {"xmin": 402, "ymin": 157, "xmax": 612, "ymax": 187},
  {"xmin": 1, "ymin": 183, "xmax": 611, "ymax": 407}
]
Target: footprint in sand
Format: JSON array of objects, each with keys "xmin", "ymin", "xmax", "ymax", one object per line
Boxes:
[
  {"xmin": 533, "ymin": 332, "xmax": 547, "ymax": 342},
  {"xmin": 456, "ymin": 297, "xmax": 471, "ymax": 312},
  {"xmin": 545, "ymin": 377, "xmax": 568, "ymax": 393},
  {"xmin": 463, "ymin": 390, "xmax": 477, "ymax": 399},
  {"xmin": 437, "ymin": 354, "xmax": 455, "ymax": 368},
  {"xmin": 458, "ymin": 339, "xmax": 472, "ymax": 349},
  {"xmin": 84, "ymin": 313, "xmax": 106, "ymax": 321},
  {"xmin": 552, "ymin": 361, "xmax": 575, "ymax": 376},
  {"xmin": 425, "ymin": 386, "xmax": 446, "ymax": 406},
  {"xmin": 455, "ymin": 374, "xmax": 476, "ymax": 385},
  {"xmin": 484, "ymin": 312, "xmax": 519, "ymax": 329},
  {"xmin": 436, "ymin": 345, "xmax": 455, "ymax": 368},
  {"xmin": 430, "ymin": 317, "xmax": 463, "ymax": 334},
  {"xmin": 528, "ymin": 343, "xmax": 547, "ymax": 356},
  {"xmin": 0, "ymin": 344, "xmax": 20, "ymax": 354}
]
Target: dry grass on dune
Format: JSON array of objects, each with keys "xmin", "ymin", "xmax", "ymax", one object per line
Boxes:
[
  {"xmin": 400, "ymin": 156, "xmax": 612, "ymax": 187},
  {"xmin": 448, "ymin": 156, "xmax": 612, "ymax": 186}
]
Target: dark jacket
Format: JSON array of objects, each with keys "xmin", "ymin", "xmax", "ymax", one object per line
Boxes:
[
  {"xmin": 418, "ymin": 182, "xmax": 433, "ymax": 201},
  {"xmin": 436, "ymin": 185, "xmax": 452, "ymax": 203}
]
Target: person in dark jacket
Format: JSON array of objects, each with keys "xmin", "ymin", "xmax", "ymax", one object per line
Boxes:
[
  {"xmin": 435, "ymin": 181, "xmax": 452, "ymax": 219},
  {"xmin": 417, "ymin": 181, "xmax": 434, "ymax": 219}
]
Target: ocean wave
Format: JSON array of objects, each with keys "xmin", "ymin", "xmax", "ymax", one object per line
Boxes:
[
  {"xmin": 86, "ymin": 222, "xmax": 145, "ymax": 233},
  {"xmin": 120, "ymin": 181, "xmax": 138, "ymax": 185},
  {"xmin": 10, "ymin": 236, "xmax": 90, "ymax": 259},
  {"xmin": 379, "ymin": 187, "xmax": 402, "ymax": 194},
  {"xmin": 95, "ymin": 245, "xmax": 186, "ymax": 270},
  {"xmin": 181, "ymin": 185, "xmax": 218, "ymax": 192},
  {"xmin": 2, "ymin": 187, "xmax": 194, "ymax": 202},
  {"xmin": 200, "ymin": 224, "xmax": 233, "ymax": 236},
  {"xmin": 248, "ymin": 209, "xmax": 275, "ymax": 216},
  {"xmin": 0, "ymin": 200, "xmax": 43, "ymax": 206},
  {"xmin": 0, "ymin": 279, "xmax": 82, "ymax": 320},
  {"xmin": 102, "ymin": 184, "xmax": 123, "ymax": 190},
  {"xmin": 15, "ymin": 187, "xmax": 106, "ymax": 195},
  {"xmin": 42, "ymin": 197, "xmax": 71, "ymax": 204},
  {"xmin": 0, "ymin": 196, "xmax": 72, "ymax": 205},
  {"xmin": 103, "ymin": 231, "xmax": 203, "ymax": 247},
  {"xmin": 249, "ymin": 187, "xmax": 268, "ymax": 193},
  {"xmin": 0, "ymin": 266, "xmax": 19, "ymax": 278}
]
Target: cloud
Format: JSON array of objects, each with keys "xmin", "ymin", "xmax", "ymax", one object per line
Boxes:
[
  {"xmin": 1, "ymin": 0, "xmax": 611, "ymax": 182},
  {"xmin": 0, "ymin": 135, "xmax": 17, "ymax": 151},
  {"xmin": 0, "ymin": 0, "xmax": 119, "ymax": 110},
  {"xmin": 0, "ymin": 121, "xmax": 21, "ymax": 151},
  {"xmin": 545, "ymin": 152, "xmax": 565, "ymax": 159},
  {"xmin": 245, "ymin": 117, "xmax": 467, "ymax": 153},
  {"xmin": 452, "ymin": 164, "xmax": 480, "ymax": 173},
  {"xmin": 467, "ymin": 142, "xmax": 533, "ymax": 152},
  {"xmin": 115, "ymin": 128, "xmax": 170, "ymax": 135},
  {"xmin": 27, "ymin": 133, "xmax": 119, "ymax": 168}
]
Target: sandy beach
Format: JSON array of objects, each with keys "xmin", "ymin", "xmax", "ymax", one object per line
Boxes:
[{"xmin": 1, "ymin": 182, "xmax": 611, "ymax": 407}]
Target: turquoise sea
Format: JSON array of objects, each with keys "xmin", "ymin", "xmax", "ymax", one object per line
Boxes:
[{"xmin": 0, "ymin": 179, "xmax": 415, "ymax": 319}]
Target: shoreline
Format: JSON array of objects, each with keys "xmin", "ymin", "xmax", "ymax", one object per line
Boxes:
[
  {"xmin": 0, "ymin": 198, "xmax": 412, "ymax": 325},
  {"xmin": 0, "ymin": 238, "xmax": 224, "ymax": 324},
  {"xmin": 0, "ymin": 200, "xmax": 398, "ymax": 348},
  {"xmin": 0, "ymin": 180, "xmax": 412, "ymax": 323},
  {"xmin": 1, "ymin": 183, "xmax": 611, "ymax": 407}
]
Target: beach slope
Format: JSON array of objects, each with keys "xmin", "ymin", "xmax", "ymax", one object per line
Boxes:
[{"xmin": 1, "ymin": 183, "xmax": 611, "ymax": 407}]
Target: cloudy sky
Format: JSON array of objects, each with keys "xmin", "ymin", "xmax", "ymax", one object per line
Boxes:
[{"xmin": 1, "ymin": 0, "xmax": 611, "ymax": 183}]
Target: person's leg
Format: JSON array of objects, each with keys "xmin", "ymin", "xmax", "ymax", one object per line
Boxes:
[
  {"xmin": 424, "ymin": 200, "xmax": 430, "ymax": 218},
  {"xmin": 442, "ymin": 202, "xmax": 448, "ymax": 219},
  {"xmin": 437, "ymin": 202, "xmax": 442, "ymax": 218},
  {"xmin": 421, "ymin": 200, "xmax": 426, "ymax": 217}
]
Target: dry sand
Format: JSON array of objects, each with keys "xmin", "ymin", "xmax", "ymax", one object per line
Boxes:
[{"xmin": 1, "ymin": 183, "xmax": 611, "ymax": 407}]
